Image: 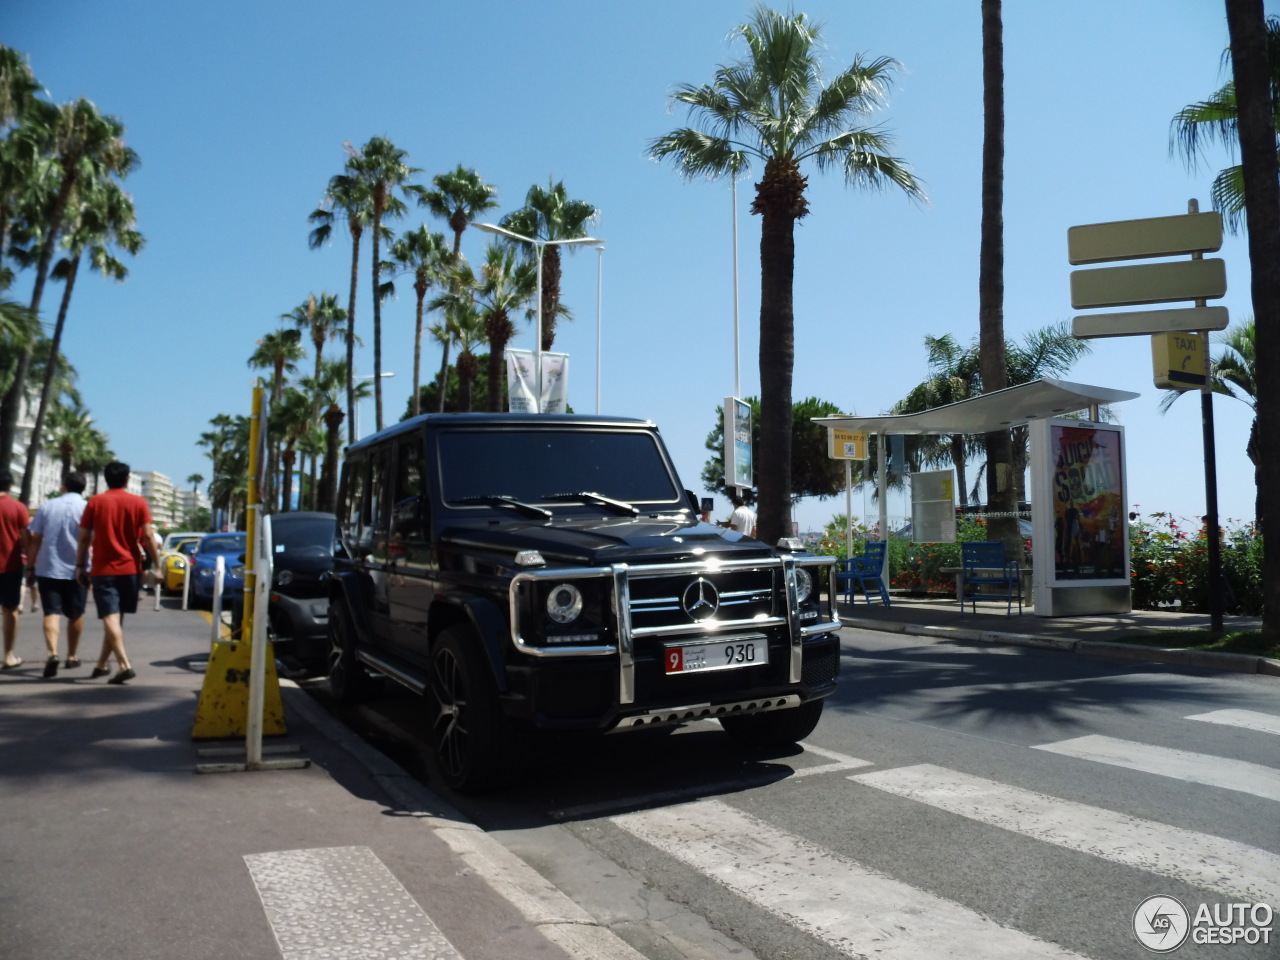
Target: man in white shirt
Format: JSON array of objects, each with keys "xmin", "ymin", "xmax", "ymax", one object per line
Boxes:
[
  {"xmin": 25, "ymin": 472, "xmax": 88, "ymax": 678},
  {"xmin": 723, "ymin": 495, "xmax": 756, "ymax": 536}
]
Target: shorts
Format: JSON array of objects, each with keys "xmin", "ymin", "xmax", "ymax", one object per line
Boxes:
[
  {"xmin": 91, "ymin": 574, "xmax": 140, "ymax": 617},
  {"xmin": 37, "ymin": 577, "xmax": 88, "ymax": 620},
  {"xmin": 0, "ymin": 570, "xmax": 20, "ymax": 609}
]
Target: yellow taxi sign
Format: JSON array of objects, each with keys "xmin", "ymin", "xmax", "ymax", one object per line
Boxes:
[
  {"xmin": 827, "ymin": 427, "xmax": 867, "ymax": 460},
  {"xmin": 1151, "ymin": 331, "xmax": 1206, "ymax": 390}
]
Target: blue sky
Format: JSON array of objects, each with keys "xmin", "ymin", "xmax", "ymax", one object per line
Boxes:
[{"xmin": 7, "ymin": 1, "xmax": 1269, "ymax": 532}]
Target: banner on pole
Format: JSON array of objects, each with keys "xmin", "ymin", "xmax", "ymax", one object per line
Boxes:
[
  {"xmin": 506, "ymin": 349, "xmax": 570, "ymax": 413},
  {"xmin": 723, "ymin": 396, "xmax": 754, "ymax": 492}
]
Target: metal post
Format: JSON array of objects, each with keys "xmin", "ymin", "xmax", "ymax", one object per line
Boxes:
[
  {"xmin": 246, "ymin": 514, "xmax": 272, "ymax": 767},
  {"xmin": 732, "ymin": 173, "xmax": 741, "ymax": 399},
  {"xmin": 534, "ymin": 243, "xmax": 544, "ymax": 414},
  {"xmin": 1188, "ymin": 199, "xmax": 1224, "ymax": 632},
  {"xmin": 845, "ymin": 459, "xmax": 853, "ymax": 560},
  {"xmin": 596, "ymin": 244, "xmax": 604, "ymax": 414}
]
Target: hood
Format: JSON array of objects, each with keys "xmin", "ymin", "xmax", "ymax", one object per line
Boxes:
[{"xmin": 439, "ymin": 514, "xmax": 777, "ymax": 566}]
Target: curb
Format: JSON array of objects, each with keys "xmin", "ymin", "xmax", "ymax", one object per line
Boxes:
[
  {"xmin": 841, "ymin": 617, "xmax": 1277, "ymax": 676},
  {"xmin": 278, "ymin": 681, "xmax": 650, "ymax": 960}
]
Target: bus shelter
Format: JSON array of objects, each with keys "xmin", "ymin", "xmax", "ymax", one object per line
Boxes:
[{"xmin": 812, "ymin": 377, "xmax": 1140, "ymax": 616}]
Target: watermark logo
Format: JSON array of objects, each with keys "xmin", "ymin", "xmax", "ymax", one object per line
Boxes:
[
  {"xmin": 1134, "ymin": 896, "xmax": 1274, "ymax": 951},
  {"xmin": 1134, "ymin": 895, "xmax": 1190, "ymax": 953}
]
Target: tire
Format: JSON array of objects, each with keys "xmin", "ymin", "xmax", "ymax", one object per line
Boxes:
[
  {"xmin": 426, "ymin": 626, "xmax": 525, "ymax": 793},
  {"xmin": 327, "ymin": 600, "xmax": 374, "ymax": 704},
  {"xmin": 718, "ymin": 699, "xmax": 824, "ymax": 747}
]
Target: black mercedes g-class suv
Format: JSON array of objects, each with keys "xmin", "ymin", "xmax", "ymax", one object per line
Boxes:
[{"xmin": 329, "ymin": 413, "xmax": 841, "ymax": 791}]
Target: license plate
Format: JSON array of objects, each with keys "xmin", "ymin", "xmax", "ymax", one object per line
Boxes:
[{"xmin": 664, "ymin": 637, "xmax": 767, "ymax": 674}]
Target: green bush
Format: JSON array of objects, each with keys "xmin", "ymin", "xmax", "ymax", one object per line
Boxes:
[{"xmin": 1129, "ymin": 512, "xmax": 1263, "ymax": 615}]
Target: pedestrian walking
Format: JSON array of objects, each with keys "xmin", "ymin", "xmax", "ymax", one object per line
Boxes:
[
  {"xmin": 26, "ymin": 472, "xmax": 89, "ymax": 678},
  {"xmin": 719, "ymin": 495, "xmax": 757, "ymax": 536},
  {"xmin": 75, "ymin": 462, "xmax": 159, "ymax": 685},
  {"xmin": 0, "ymin": 469, "xmax": 30, "ymax": 670}
]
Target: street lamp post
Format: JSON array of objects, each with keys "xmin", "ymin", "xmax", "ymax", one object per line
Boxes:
[
  {"xmin": 473, "ymin": 222, "xmax": 604, "ymax": 413},
  {"xmin": 596, "ymin": 244, "xmax": 604, "ymax": 414},
  {"xmin": 354, "ymin": 372, "xmax": 395, "ymax": 439}
]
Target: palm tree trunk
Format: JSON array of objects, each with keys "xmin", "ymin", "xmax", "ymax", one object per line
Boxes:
[
  {"xmin": 21, "ymin": 253, "xmax": 81, "ymax": 503},
  {"xmin": 412, "ymin": 292, "xmax": 424, "ymax": 418},
  {"xmin": 280, "ymin": 446, "xmax": 296, "ymax": 514},
  {"xmin": 1226, "ymin": 0, "xmax": 1280, "ymax": 632},
  {"xmin": 541, "ymin": 246, "xmax": 562, "ymax": 350},
  {"xmin": 0, "ymin": 167, "xmax": 76, "ymax": 481},
  {"xmin": 979, "ymin": 0, "xmax": 1017, "ymax": 550},
  {"xmin": 756, "ymin": 203, "xmax": 796, "ymax": 545},
  {"xmin": 320, "ymin": 404, "xmax": 344, "ymax": 513},
  {"xmin": 950, "ymin": 435, "xmax": 968, "ymax": 509},
  {"xmin": 371, "ymin": 192, "xmax": 385, "ymax": 432},
  {"xmin": 436, "ymin": 343, "xmax": 451, "ymax": 413},
  {"xmin": 487, "ymin": 327, "xmax": 508, "ymax": 413},
  {"xmin": 345, "ymin": 229, "xmax": 361, "ymax": 443}
]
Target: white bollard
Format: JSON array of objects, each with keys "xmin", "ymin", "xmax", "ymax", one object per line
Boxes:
[{"xmin": 210, "ymin": 554, "xmax": 225, "ymax": 644}]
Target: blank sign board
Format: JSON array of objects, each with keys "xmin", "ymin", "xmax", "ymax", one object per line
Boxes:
[
  {"xmin": 1070, "ymin": 258, "xmax": 1226, "ymax": 310},
  {"xmin": 1067, "ymin": 212, "xmax": 1223, "ymax": 264}
]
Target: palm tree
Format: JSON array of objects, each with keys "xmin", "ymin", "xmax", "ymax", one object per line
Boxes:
[
  {"xmin": 46, "ymin": 394, "xmax": 94, "ymax": 476},
  {"xmin": 283, "ymin": 292, "xmax": 347, "ymax": 424},
  {"xmin": 0, "ymin": 46, "xmax": 46, "ymax": 285},
  {"xmin": 248, "ymin": 328, "xmax": 304, "ymax": 512},
  {"xmin": 649, "ymin": 6, "xmax": 923, "ymax": 543},
  {"xmin": 21, "ymin": 177, "xmax": 143, "ymax": 502},
  {"xmin": 475, "ymin": 242, "xmax": 537, "ymax": 412},
  {"xmin": 273, "ymin": 387, "xmax": 312, "ymax": 512},
  {"xmin": 421, "ymin": 164, "xmax": 498, "ymax": 264},
  {"xmin": 388, "ymin": 227, "xmax": 449, "ymax": 418},
  {"xmin": 500, "ymin": 179, "xmax": 598, "ymax": 351},
  {"xmin": 0, "ymin": 97, "xmax": 138, "ymax": 480},
  {"xmin": 0, "ymin": 45, "xmax": 40, "ymax": 129},
  {"xmin": 427, "ymin": 262, "xmax": 477, "ymax": 412},
  {"xmin": 891, "ymin": 335, "xmax": 981, "ymax": 508},
  {"xmin": 187, "ymin": 473, "xmax": 204, "ymax": 493},
  {"xmin": 1170, "ymin": 16, "xmax": 1280, "ymax": 233},
  {"xmin": 309, "ymin": 168, "xmax": 372, "ymax": 443},
  {"xmin": 305, "ymin": 358, "xmax": 369, "ymax": 512},
  {"xmin": 345, "ymin": 137, "xmax": 419, "ymax": 432}
]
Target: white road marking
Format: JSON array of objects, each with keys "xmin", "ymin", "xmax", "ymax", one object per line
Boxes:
[
  {"xmin": 1033, "ymin": 734, "xmax": 1280, "ymax": 802},
  {"xmin": 244, "ymin": 846, "xmax": 464, "ymax": 960},
  {"xmin": 789, "ymin": 741, "xmax": 874, "ymax": 778},
  {"xmin": 611, "ymin": 799, "xmax": 1087, "ymax": 959},
  {"xmin": 1186, "ymin": 709, "xmax": 1280, "ymax": 736},
  {"xmin": 850, "ymin": 764, "xmax": 1280, "ymax": 905}
]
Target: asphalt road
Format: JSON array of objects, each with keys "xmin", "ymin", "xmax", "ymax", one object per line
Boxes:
[{"xmin": 310, "ymin": 625, "xmax": 1280, "ymax": 960}]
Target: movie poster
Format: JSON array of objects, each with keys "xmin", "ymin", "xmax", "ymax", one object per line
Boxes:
[{"xmin": 1050, "ymin": 424, "xmax": 1126, "ymax": 581}]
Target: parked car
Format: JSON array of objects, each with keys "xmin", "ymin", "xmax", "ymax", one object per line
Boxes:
[
  {"xmin": 161, "ymin": 530, "xmax": 203, "ymax": 552},
  {"xmin": 188, "ymin": 532, "xmax": 247, "ymax": 607},
  {"xmin": 328, "ymin": 413, "xmax": 842, "ymax": 792},
  {"xmin": 160, "ymin": 537, "xmax": 200, "ymax": 593},
  {"xmin": 265, "ymin": 511, "xmax": 337, "ymax": 676}
]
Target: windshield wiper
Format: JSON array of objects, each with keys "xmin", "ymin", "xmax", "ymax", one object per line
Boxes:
[
  {"xmin": 542, "ymin": 491, "xmax": 640, "ymax": 517},
  {"xmin": 452, "ymin": 495, "xmax": 552, "ymax": 519}
]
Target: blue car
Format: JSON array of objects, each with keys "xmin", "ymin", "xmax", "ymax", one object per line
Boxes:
[{"xmin": 189, "ymin": 532, "xmax": 247, "ymax": 607}]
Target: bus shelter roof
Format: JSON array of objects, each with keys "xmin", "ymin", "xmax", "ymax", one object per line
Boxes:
[{"xmin": 811, "ymin": 377, "xmax": 1140, "ymax": 436}]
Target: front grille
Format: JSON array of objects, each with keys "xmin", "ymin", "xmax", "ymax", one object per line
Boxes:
[
  {"xmin": 627, "ymin": 567, "xmax": 776, "ymax": 633},
  {"xmin": 801, "ymin": 647, "xmax": 839, "ymax": 687}
]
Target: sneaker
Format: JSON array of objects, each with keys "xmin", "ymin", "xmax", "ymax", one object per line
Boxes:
[
  {"xmin": 42, "ymin": 656, "xmax": 59, "ymax": 679},
  {"xmin": 107, "ymin": 668, "xmax": 136, "ymax": 685}
]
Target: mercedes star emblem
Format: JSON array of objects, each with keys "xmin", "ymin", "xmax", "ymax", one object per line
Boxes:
[{"xmin": 681, "ymin": 577, "xmax": 720, "ymax": 621}]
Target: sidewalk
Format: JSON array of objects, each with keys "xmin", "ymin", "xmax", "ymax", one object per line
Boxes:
[
  {"xmin": 0, "ymin": 599, "xmax": 644, "ymax": 960},
  {"xmin": 839, "ymin": 595, "xmax": 1278, "ymax": 676}
]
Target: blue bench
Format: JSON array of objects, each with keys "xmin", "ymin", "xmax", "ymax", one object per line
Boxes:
[
  {"xmin": 835, "ymin": 541, "xmax": 890, "ymax": 607},
  {"xmin": 960, "ymin": 541, "xmax": 1023, "ymax": 615}
]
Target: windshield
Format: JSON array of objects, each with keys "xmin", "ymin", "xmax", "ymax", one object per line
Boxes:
[
  {"xmin": 271, "ymin": 518, "xmax": 337, "ymax": 553},
  {"xmin": 199, "ymin": 535, "xmax": 245, "ymax": 554},
  {"xmin": 437, "ymin": 429, "xmax": 682, "ymax": 508}
]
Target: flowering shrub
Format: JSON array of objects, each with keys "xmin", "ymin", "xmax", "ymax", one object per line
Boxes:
[{"xmin": 1128, "ymin": 511, "xmax": 1263, "ymax": 615}]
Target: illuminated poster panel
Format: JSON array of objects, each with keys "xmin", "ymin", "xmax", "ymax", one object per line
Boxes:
[
  {"xmin": 723, "ymin": 397, "xmax": 754, "ymax": 493},
  {"xmin": 1050, "ymin": 423, "xmax": 1127, "ymax": 582}
]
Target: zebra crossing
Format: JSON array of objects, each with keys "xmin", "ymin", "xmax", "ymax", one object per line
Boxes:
[{"xmin": 608, "ymin": 707, "xmax": 1280, "ymax": 959}]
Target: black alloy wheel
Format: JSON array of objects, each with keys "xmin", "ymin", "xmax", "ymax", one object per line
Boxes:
[
  {"xmin": 327, "ymin": 601, "xmax": 373, "ymax": 704},
  {"xmin": 427, "ymin": 626, "xmax": 524, "ymax": 793}
]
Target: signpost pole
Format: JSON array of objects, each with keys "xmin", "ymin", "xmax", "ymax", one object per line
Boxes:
[
  {"xmin": 1188, "ymin": 200, "xmax": 1224, "ymax": 632},
  {"xmin": 844, "ymin": 460, "xmax": 853, "ymax": 560}
]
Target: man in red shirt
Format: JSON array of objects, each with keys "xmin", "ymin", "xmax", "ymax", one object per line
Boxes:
[
  {"xmin": 0, "ymin": 469, "xmax": 31, "ymax": 670},
  {"xmin": 75, "ymin": 462, "xmax": 159, "ymax": 684}
]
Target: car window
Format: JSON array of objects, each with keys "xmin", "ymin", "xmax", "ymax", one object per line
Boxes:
[
  {"xmin": 391, "ymin": 437, "xmax": 427, "ymax": 542},
  {"xmin": 199, "ymin": 536, "xmax": 244, "ymax": 554},
  {"xmin": 272, "ymin": 518, "xmax": 337, "ymax": 554},
  {"xmin": 437, "ymin": 429, "xmax": 681, "ymax": 507},
  {"xmin": 366, "ymin": 444, "xmax": 391, "ymax": 541},
  {"xmin": 341, "ymin": 455, "xmax": 367, "ymax": 541}
]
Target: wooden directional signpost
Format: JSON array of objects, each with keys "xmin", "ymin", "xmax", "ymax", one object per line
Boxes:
[{"xmin": 1067, "ymin": 204, "xmax": 1225, "ymax": 630}]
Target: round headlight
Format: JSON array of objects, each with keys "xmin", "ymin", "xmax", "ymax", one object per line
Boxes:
[
  {"xmin": 275, "ymin": 569, "xmax": 294, "ymax": 586},
  {"xmin": 546, "ymin": 583, "xmax": 583, "ymax": 624},
  {"xmin": 793, "ymin": 567, "xmax": 813, "ymax": 602}
]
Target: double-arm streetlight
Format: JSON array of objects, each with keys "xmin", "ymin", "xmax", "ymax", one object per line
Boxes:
[{"xmin": 473, "ymin": 222, "xmax": 605, "ymax": 413}]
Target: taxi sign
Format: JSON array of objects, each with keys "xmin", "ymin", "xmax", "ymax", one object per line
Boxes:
[
  {"xmin": 1152, "ymin": 331, "xmax": 1207, "ymax": 390},
  {"xmin": 827, "ymin": 427, "xmax": 867, "ymax": 460}
]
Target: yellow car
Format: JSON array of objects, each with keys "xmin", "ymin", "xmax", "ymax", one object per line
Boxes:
[{"xmin": 160, "ymin": 538, "xmax": 200, "ymax": 593}]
